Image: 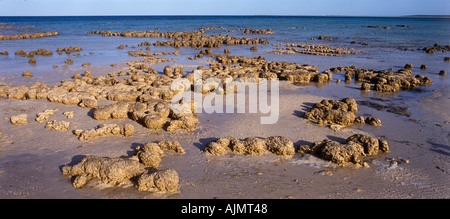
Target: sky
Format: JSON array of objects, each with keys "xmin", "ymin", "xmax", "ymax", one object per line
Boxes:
[{"xmin": 0, "ymin": 0, "xmax": 449, "ymax": 16}]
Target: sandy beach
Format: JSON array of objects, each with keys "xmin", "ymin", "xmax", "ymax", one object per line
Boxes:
[
  {"xmin": 0, "ymin": 16, "xmax": 449, "ymax": 199},
  {"xmin": 0, "ymin": 79, "xmax": 448, "ymax": 198}
]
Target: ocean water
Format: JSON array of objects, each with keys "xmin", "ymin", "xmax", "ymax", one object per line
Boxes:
[{"xmin": 0, "ymin": 16, "xmax": 449, "ymax": 98}]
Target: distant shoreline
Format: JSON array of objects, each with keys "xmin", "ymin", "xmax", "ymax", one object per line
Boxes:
[
  {"xmin": 402, "ymin": 15, "xmax": 450, "ymax": 18},
  {"xmin": 0, "ymin": 15, "xmax": 449, "ymax": 18}
]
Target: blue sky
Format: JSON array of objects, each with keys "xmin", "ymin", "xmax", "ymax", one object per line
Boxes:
[{"xmin": 0, "ymin": 0, "xmax": 449, "ymax": 16}]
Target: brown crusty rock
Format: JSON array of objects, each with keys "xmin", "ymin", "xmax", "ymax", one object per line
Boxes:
[
  {"xmin": 265, "ymin": 136, "xmax": 295, "ymax": 156},
  {"xmin": 365, "ymin": 117, "xmax": 382, "ymax": 126},
  {"xmin": 22, "ymin": 70, "xmax": 33, "ymax": 77},
  {"xmin": 45, "ymin": 120, "xmax": 70, "ymax": 131},
  {"xmin": 63, "ymin": 111, "xmax": 75, "ymax": 119},
  {"xmin": 74, "ymin": 124, "xmax": 134, "ymax": 141},
  {"xmin": 0, "ymin": 32, "xmax": 59, "ymax": 41},
  {"xmin": 10, "ymin": 114, "xmax": 28, "ymax": 125},
  {"xmin": 136, "ymin": 168, "xmax": 179, "ymax": 193},
  {"xmin": 304, "ymin": 98, "xmax": 358, "ymax": 126},
  {"xmin": 61, "ymin": 143, "xmax": 182, "ymax": 192},
  {"xmin": 305, "ymin": 134, "xmax": 389, "ymax": 166},
  {"xmin": 166, "ymin": 114, "xmax": 199, "ymax": 132},
  {"xmin": 135, "ymin": 141, "xmax": 184, "ymax": 168},
  {"xmin": 35, "ymin": 109, "xmax": 59, "ymax": 123},
  {"xmin": 205, "ymin": 136, "xmax": 295, "ymax": 157},
  {"xmin": 61, "ymin": 156, "xmax": 146, "ymax": 188}
]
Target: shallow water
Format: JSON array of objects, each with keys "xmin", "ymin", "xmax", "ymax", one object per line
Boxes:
[{"xmin": 1, "ymin": 16, "xmax": 449, "ymax": 86}]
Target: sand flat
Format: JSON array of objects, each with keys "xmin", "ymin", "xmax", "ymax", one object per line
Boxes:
[{"xmin": 0, "ymin": 79, "xmax": 448, "ymax": 198}]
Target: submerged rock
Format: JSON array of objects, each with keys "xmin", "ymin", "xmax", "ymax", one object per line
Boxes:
[
  {"xmin": 317, "ymin": 36, "xmax": 340, "ymax": 40},
  {"xmin": 241, "ymin": 28, "xmax": 275, "ymax": 34},
  {"xmin": 364, "ymin": 25, "xmax": 390, "ymax": 30},
  {"xmin": 89, "ymin": 29, "xmax": 269, "ymax": 49},
  {"xmin": 65, "ymin": 59, "xmax": 73, "ymax": 64},
  {"xmin": 57, "ymin": 46, "xmax": 82, "ymax": 54},
  {"xmin": 22, "ymin": 70, "xmax": 33, "ymax": 77},
  {"xmin": 0, "ymin": 32, "xmax": 59, "ymax": 41},
  {"xmin": 350, "ymin": 67, "xmax": 432, "ymax": 92}
]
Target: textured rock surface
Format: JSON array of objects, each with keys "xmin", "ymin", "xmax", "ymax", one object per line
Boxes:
[
  {"xmin": 205, "ymin": 136, "xmax": 295, "ymax": 157},
  {"xmin": 135, "ymin": 141, "xmax": 184, "ymax": 168},
  {"xmin": 61, "ymin": 141, "xmax": 183, "ymax": 192},
  {"xmin": 74, "ymin": 124, "xmax": 134, "ymax": 141},
  {"xmin": 45, "ymin": 120, "xmax": 70, "ymax": 131},
  {"xmin": 304, "ymin": 98, "xmax": 359, "ymax": 126},
  {"xmin": 10, "ymin": 114, "xmax": 28, "ymax": 125},
  {"xmin": 62, "ymin": 156, "xmax": 146, "ymax": 188},
  {"xmin": 136, "ymin": 168, "xmax": 179, "ymax": 192},
  {"xmin": 303, "ymin": 134, "xmax": 390, "ymax": 166}
]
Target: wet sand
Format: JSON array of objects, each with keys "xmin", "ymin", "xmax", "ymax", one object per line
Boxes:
[{"xmin": 0, "ymin": 75, "xmax": 448, "ymax": 198}]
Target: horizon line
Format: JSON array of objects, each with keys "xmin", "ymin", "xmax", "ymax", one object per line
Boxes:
[{"xmin": 0, "ymin": 14, "xmax": 449, "ymax": 18}]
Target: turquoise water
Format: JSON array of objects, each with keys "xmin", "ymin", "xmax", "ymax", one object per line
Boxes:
[{"xmin": 1, "ymin": 16, "xmax": 449, "ymax": 44}]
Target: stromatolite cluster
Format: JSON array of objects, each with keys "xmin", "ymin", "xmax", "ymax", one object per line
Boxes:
[
  {"xmin": 0, "ymin": 32, "xmax": 59, "ymax": 41},
  {"xmin": 304, "ymin": 98, "xmax": 383, "ymax": 127},
  {"xmin": 205, "ymin": 136, "xmax": 295, "ymax": 157},
  {"xmin": 61, "ymin": 141, "xmax": 183, "ymax": 192},
  {"xmin": 298, "ymin": 134, "xmax": 389, "ymax": 167}
]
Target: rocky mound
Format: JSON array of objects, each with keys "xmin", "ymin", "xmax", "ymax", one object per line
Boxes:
[
  {"xmin": 349, "ymin": 66, "xmax": 432, "ymax": 92},
  {"xmin": 304, "ymin": 98, "xmax": 359, "ymax": 126},
  {"xmin": 240, "ymin": 28, "xmax": 275, "ymax": 34},
  {"xmin": 1, "ymin": 66, "xmax": 200, "ymax": 133},
  {"xmin": 298, "ymin": 134, "xmax": 389, "ymax": 167},
  {"xmin": 0, "ymin": 32, "xmax": 59, "ymax": 41},
  {"xmin": 61, "ymin": 141, "xmax": 183, "ymax": 192},
  {"xmin": 89, "ymin": 29, "xmax": 269, "ymax": 49},
  {"xmin": 269, "ymin": 43, "xmax": 366, "ymax": 57},
  {"xmin": 304, "ymin": 98, "xmax": 383, "ymax": 127},
  {"xmin": 74, "ymin": 124, "xmax": 134, "ymax": 141},
  {"xmin": 205, "ymin": 136, "xmax": 295, "ymax": 157},
  {"xmin": 135, "ymin": 141, "xmax": 185, "ymax": 169}
]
